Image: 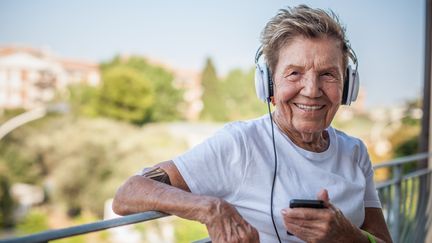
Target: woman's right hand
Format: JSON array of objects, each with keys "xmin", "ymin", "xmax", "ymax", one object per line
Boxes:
[{"xmin": 204, "ymin": 198, "xmax": 260, "ymax": 243}]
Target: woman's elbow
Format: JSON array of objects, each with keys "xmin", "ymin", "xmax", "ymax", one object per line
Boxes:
[
  {"xmin": 112, "ymin": 194, "xmax": 126, "ymax": 215},
  {"xmin": 112, "ymin": 176, "xmax": 141, "ymax": 215},
  {"xmin": 112, "ymin": 187, "xmax": 128, "ymax": 215}
]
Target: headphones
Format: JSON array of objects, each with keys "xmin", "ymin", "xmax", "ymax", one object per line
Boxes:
[{"xmin": 254, "ymin": 44, "xmax": 360, "ymax": 105}]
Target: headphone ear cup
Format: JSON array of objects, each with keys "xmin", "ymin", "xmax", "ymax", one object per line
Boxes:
[
  {"xmin": 351, "ymin": 70, "xmax": 360, "ymax": 102},
  {"xmin": 255, "ymin": 61, "xmax": 271, "ymax": 102},
  {"xmin": 342, "ymin": 65, "xmax": 359, "ymax": 105},
  {"xmin": 342, "ymin": 67, "xmax": 350, "ymax": 105}
]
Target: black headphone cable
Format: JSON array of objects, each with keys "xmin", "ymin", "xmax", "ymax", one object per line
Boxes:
[{"xmin": 267, "ymin": 97, "xmax": 282, "ymax": 243}]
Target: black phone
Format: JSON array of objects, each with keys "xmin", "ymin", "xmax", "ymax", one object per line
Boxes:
[
  {"xmin": 286, "ymin": 199, "xmax": 325, "ymax": 236},
  {"xmin": 289, "ymin": 199, "xmax": 325, "ymax": 209}
]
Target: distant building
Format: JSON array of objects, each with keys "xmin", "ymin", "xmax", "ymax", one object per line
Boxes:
[{"xmin": 0, "ymin": 46, "xmax": 100, "ymax": 109}]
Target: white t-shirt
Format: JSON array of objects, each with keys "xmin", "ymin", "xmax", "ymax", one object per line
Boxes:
[{"xmin": 173, "ymin": 114, "xmax": 381, "ymax": 243}]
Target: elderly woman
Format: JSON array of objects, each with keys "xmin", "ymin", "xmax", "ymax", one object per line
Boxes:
[{"xmin": 113, "ymin": 5, "xmax": 392, "ymax": 243}]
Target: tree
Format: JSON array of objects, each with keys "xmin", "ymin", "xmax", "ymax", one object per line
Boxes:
[
  {"xmin": 100, "ymin": 56, "xmax": 184, "ymax": 123},
  {"xmin": 200, "ymin": 61, "xmax": 266, "ymax": 121},
  {"xmin": 98, "ymin": 66, "xmax": 155, "ymax": 124},
  {"xmin": 0, "ymin": 169, "xmax": 15, "ymax": 228},
  {"xmin": 124, "ymin": 57, "xmax": 184, "ymax": 122},
  {"xmin": 67, "ymin": 83, "xmax": 99, "ymax": 117},
  {"xmin": 390, "ymin": 98, "xmax": 422, "ymax": 173},
  {"xmin": 200, "ymin": 57, "xmax": 226, "ymax": 121},
  {"xmin": 220, "ymin": 68, "xmax": 266, "ymax": 120}
]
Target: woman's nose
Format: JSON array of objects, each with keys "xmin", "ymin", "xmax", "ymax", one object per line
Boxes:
[{"xmin": 300, "ymin": 75, "xmax": 322, "ymax": 98}]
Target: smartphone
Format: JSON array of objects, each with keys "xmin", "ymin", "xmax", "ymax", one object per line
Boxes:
[
  {"xmin": 286, "ymin": 199, "xmax": 325, "ymax": 235},
  {"xmin": 289, "ymin": 199, "xmax": 325, "ymax": 209}
]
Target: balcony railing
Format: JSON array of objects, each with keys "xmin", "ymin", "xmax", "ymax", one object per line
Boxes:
[
  {"xmin": 1, "ymin": 153, "xmax": 431, "ymax": 243},
  {"xmin": 374, "ymin": 152, "xmax": 432, "ymax": 243}
]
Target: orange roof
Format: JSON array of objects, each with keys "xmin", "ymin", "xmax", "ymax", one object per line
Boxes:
[
  {"xmin": 59, "ymin": 59, "xmax": 99, "ymax": 71},
  {"xmin": 0, "ymin": 46, "xmax": 47, "ymax": 58},
  {"xmin": 0, "ymin": 45, "xmax": 99, "ymax": 71}
]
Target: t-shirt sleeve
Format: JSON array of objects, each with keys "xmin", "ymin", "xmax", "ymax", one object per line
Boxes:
[
  {"xmin": 358, "ymin": 141, "xmax": 382, "ymax": 208},
  {"xmin": 172, "ymin": 123, "xmax": 247, "ymax": 199}
]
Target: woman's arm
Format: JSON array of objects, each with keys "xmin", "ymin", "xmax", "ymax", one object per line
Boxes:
[
  {"xmin": 112, "ymin": 160, "xmax": 259, "ymax": 243},
  {"xmin": 361, "ymin": 207, "xmax": 393, "ymax": 243}
]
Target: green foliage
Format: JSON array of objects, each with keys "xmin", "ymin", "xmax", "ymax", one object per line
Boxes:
[
  {"xmin": 0, "ymin": 146, "xmax": 44, "ymax": 184},
  {"xmin": 0, "ymin": 115, "xmax": 191, "ymax": 217},
  {"xmin": 98, "ymin": 66, "xmax": 155, "ymax": 124},
  {"xmin": 394, "ymin": 136, "xmax": 419, "ymax": 173},
  {"xmin": 52, "ymin": 143, "xmax": 112, "ymax": 217},
  {"xmin": 99, "ymin": 56, "xmax": 184, "ymax": 124},
  {"xmin": 219, "ymin": 68, "xmax": 265, "ymax": 120},
  {"xmin": 389, "ymin": 98, "xmax": 422, "ymax": 173},
  {"xmin": 394, "ymin": 136, "xmax": 419, "ymax": 158},
  {"xmin": 67, "ymin": 84, "xmax": 99, "ymax": 117},
  {"xmin": 200, "ymin": 58, "xmax": 265, "ymax": 121},
  {"xmin": 66, "ymin": 55, "xmax": 184, "ymax": 125},
  {"xmin": 200, "ymin": 58, "xmax": 226, "ymax": 121},
  {"xmin": 0, "ymin": 108, "xmax": 26, "ymax": 123},
  {"xmin": 0, "ymin": 169, "xmax": 15, "ymax": 228},
  {"xmin": 0, "ymin": 116, "xmax": 53, "ymax": 184},
  {"xmin": 16, "ymin": 208, "xmax": 49, "ymax": 235},
  {"xmin": 390, "ymin": 98, "xmax": 422, "ymax": 159},
  {"xmin": 173, "ymin": 218, "xmax": 208, "ymax": 243},
  {"xmin": 133, "ymin": 217, "xmax": 208, "ymax": 243}
]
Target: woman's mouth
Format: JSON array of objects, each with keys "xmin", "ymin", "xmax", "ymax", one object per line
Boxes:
[{"xmin": 294, "ymin": 103, "xmax": 325, "ymax": 111}]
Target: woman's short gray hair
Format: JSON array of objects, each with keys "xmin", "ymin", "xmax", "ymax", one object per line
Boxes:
[{"xmin": 260, "ymin": 5, "xmax": 350, "ymax": 76}]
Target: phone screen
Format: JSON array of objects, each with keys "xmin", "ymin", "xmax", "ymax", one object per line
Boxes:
[{"xmin": 289, "ymin": 199, "xmax": 325, "ymax": 209}]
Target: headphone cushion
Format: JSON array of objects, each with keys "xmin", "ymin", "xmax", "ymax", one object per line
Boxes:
[
  {"xmin": 351, "ymin": 71, "xmax": 360, "ymax": 102},
  {"xmin": 255, "ymin": 62, "xmax": 270, "ymax": 102},
  {"xmin": 342, "ymin": 65, "xmax": 360, "ymax": 105}
]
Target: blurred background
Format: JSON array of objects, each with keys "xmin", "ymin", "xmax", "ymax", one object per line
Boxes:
[{"xmin": 0, "ymin": 0, "xmax": 426, "ymax": 242}]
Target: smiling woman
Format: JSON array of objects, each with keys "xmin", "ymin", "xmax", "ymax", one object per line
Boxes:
[{"xmin": 113, "ymin": 5, "xmax": 393, "ymax": 243}]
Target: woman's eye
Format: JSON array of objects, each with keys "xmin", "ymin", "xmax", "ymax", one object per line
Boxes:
[
  {"xmin": 283, "ymin": 71, "xmax": 299, "ymax": 79},
  {"xmin": 284, "ymin": 71, "xmax": 299, "ymax": 78},
  {"xmin": 321, "ymin": 72, "xmax": 339, "ymax": 82},
  {"xmin": 321, "ymin": 72, "xmax": 337, "ymax": 79}
]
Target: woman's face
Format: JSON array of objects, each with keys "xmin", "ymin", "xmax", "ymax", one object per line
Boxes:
[{"xmin": 272, "ymin": 36, "xmax": 344, "ymax": 135}]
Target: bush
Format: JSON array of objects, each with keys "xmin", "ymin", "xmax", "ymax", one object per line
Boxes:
[{"xmin": 16, "ymin": 208, "xmax": 49, "ymax": 235}]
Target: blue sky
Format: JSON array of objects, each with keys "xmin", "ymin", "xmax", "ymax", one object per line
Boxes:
[{"xmin": 0, "ymin": 0, "xmax": 426, "ymax": 108}]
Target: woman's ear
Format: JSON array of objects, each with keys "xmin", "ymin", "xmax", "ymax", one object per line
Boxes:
[{"xmin": 271, "ymin": 96, "xmax": 276, "ymax": 106}]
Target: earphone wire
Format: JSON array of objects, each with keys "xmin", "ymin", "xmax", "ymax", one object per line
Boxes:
[{"xmin": 267, "ymin": 97, "xmax": 282, "ymax": 243}]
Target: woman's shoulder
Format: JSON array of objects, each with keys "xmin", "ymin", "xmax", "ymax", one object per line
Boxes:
[
  {"xmin": 222, "ymin": 114, "xmax": 269, "ymax": 132},
  {"xmin": 330, "ymin": 126, "xmax": 367, "ymax": 150}
]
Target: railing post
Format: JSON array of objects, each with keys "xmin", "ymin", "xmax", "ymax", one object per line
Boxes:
[{"xmin": 391, "ymin": 164, "xmax": 402, "ymax": 243}]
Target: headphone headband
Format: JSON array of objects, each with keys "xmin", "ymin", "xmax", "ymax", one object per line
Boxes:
[{"xmin": 255, "ymin": 45, "xmax": 264, "ymax": 64}]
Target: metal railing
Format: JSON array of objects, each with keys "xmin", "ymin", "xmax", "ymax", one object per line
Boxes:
[
  {"xmin": 1, "ymin": 153, "xmax": 432, "ymax": 243},
  {"xmin": 0, "ymin": 211, "xmax": 168, "ymax": 243},
  {"xmin": 374, "ymin": 152, "xmax": 432, "ymax": 243}
]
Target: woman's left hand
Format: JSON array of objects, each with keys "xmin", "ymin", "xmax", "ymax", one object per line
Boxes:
[{"xmin": 281, "ymin": 189, "xmax": 364, "ymax": 243}]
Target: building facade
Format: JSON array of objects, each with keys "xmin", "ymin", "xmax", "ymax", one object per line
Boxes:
[{"xmin": 0, "ymin": 46, "xmax": 100, "ymax": 109}]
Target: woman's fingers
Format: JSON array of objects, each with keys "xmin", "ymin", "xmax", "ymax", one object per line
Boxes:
[{"xmin": 206, "ymin": 199, "xmax": 259, "ymax": 243}]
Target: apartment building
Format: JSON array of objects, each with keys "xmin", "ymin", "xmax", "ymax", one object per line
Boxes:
[{"xmin": 0, "ymin": 46, "xmax": 100, "ymax": 109}]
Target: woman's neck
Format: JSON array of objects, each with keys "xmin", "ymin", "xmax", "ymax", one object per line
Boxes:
[{"xmin": 273, "ymin": 114, "xmax": 329, "ymax": 152}]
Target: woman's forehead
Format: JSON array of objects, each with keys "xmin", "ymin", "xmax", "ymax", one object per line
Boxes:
[{"xmin": 276, "ymin": 37, "xmax": 344, "ymax": 71}]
